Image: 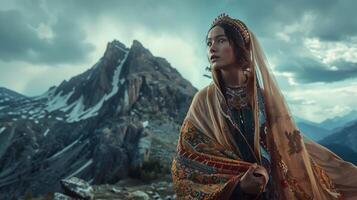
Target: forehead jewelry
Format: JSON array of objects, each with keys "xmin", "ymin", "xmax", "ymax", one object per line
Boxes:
[{"xmin": 211, "ymin": 13, "xmax": 250, "ymax": 47}]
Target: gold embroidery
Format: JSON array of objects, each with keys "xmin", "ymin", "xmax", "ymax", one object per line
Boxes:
[
  {"xmin": 311, "ymin": 160, "xmax": 343, "ymax": 199},
  {"xmin": 285, "ymin": 130, "xmax": 303, "ymax": 155},
  {"xmin": 269, "ymin": 141, "xmax": 313, "ymax": 199}
]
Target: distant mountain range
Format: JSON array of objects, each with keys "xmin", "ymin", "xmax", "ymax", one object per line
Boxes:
[
  {"xmin": 294, "ymin": 110, "xmax": 357, "ymax": 142},
  {"xmin": 320, "ymin": 110, "xmax": 357, "ymax": 130}
]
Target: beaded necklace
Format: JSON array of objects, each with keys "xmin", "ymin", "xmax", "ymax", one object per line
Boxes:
[{"xmin": 224, "ymin": 85, "xmax": 249, "ymax": 110}]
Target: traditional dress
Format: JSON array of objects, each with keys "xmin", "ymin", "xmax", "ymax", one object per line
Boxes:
[{"xmin": 171, "ymin": 14, "xmax": 357, "ymax": 200}]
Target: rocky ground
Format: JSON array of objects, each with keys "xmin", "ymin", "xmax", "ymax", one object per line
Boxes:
[{"xmin": 23, "ymin": 174, "xmax": 175, "ymax": 200}]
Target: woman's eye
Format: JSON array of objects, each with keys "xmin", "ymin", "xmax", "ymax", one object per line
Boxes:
[
  {"xmin": 207, "ymin": 41, "xmax": 212, "ymax": 46},
  {"xmin": 219, "ymin": 39, "xmax": 225, "ymax": 43}
]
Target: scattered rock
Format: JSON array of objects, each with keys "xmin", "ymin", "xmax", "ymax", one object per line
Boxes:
[
  {"xmin": 164, "ymin": 196, "xmax": 173, "ymax": 200},
  {"xmin": 111, "ymin": 187, "xmax": 121, "ymax": 194},
  {"xmin": 53, "ymin": 192, "xmax": 74, "ymax": 200},
  {"xmin": 153, "ymin": 192, "xmax": 161, "ymax": 200},
  {"xmin": 60, "ymin": 177, "xmax": 94, "ymax": 200},
  {"xmin": 130, "ymin": 190, "xmax": 149, "ymax": 200}
]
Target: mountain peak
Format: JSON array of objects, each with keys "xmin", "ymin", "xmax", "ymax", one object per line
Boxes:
[
  {"xmin": 129, "ymin": 40, "xmax": 153, "ymax": 58},
  {"xmin": 132, "ymin": 40, "xmax": 144, "ymax": 48},
  {"xmin": 108, "ymin": 39, "xmax": 127, "ymax": 50},
  {"xmin": 0, "ymin": 87, "xmax": 28, "ymax": 100},
  {"xmin": 103, "ymin": 39, "xmax": 128, "ymax": 62}
]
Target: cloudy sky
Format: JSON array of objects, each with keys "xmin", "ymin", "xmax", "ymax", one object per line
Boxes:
[{"xmin": 0, "ymin": 0, "xmax": 356, "ymax": 122}]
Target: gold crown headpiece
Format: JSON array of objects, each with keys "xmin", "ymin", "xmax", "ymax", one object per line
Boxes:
[{"xmin": 211, "ymin": 13, "xmax": 250, "ymax": 48}]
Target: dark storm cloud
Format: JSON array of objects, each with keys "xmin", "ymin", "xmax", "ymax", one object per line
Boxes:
[
  {"xmin": 276, "ymin": 55, "xmax": 357, "ymax": 83},
  {"xmin": 0, "ymin": 0, "xmax": 214, "ymax": 65},
  {"xmin": 262, "ymin": 33, "xmax": 357, "ymax": 84},
  {"xmin": 225, "ymin": 0, "xmax": 357, "ymax": 41},
  {"xmin": 50, "ymin": 0, "xmax": 356, "ymax": 42},
  {"xmin": 47, "ymin": 0, "xmax": 220, "ymax": 38},
  {"xmin": 0, "ymin": 3, "xmax": 94, "ymax": 65},
  {"xmin": 314, "ymin": 60, "xmax": 357, "ymax": 82}
]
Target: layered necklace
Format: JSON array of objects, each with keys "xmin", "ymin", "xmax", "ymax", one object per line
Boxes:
[{"xmin": 224, "ymin": 85, "xmax": 249, "ymax": 110}]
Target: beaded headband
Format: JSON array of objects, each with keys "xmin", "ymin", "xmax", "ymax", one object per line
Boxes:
[{"xmin": 211, "ymin": 13, "xmax": 250, "ymax": 49}]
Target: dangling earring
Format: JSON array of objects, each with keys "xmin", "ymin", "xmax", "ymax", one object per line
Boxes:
[{"xmin": 243, "ymin": 70, "xmax": 250, "ymax": 84}]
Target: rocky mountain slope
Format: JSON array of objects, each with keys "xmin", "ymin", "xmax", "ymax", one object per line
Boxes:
[{"xmin": 0, "ymin": 39, "xmax": 197, "ymax": 199}]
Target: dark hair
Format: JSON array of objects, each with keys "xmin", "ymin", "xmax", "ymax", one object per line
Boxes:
[{"xmin": 206, "ymin": 23, "xmax": 251, "ymax": 70}]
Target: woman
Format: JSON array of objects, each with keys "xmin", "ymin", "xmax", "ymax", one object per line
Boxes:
[{"xmin": 171, "ymin": 13, "xmax": 357, "ymax": 200}]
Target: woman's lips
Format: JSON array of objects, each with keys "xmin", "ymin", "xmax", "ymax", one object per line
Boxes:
[
  {"xmin": 211, "ymin": 56, "xmax": 220, "ymax": 62},
  {"xmin": 211, "ymin": 58, "xmax": 218, "ymax": 62}
]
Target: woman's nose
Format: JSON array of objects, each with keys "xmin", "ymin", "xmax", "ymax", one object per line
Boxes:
[{"xmin": 209, "ymin": 43, "xmax": 217, "ymax": 53}]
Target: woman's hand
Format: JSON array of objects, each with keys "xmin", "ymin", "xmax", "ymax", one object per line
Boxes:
[{"xmin": 239, "ymin": 163, "xmax": 269, "ymax": 195}]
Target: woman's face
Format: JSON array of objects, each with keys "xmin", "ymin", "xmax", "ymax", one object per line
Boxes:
[{"xmin": 207, "ymin": 26, "xmax": 237, "ymax": 70}]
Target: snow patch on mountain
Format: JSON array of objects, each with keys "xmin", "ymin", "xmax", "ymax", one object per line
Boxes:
[
  {"xmin": 43, "ymin": 128, "xmax": 50, "ymax": 137},
  {"xmin": 48, "ymin": 137, "xmax": 82, "ymax": 160},
  {"xmin": 64, "ymin": 49, "xmax": 129, "ymax": 123},
  {"xmin": 0, "ymin": 127, "xmax": 6, "ymax": 134},
  {"xmin": 65, "ymin": 159, "xmax": 93, "ymax": 179},
  {"xmin": 46, "ymin": 89, "xmax": 75, "ymax": 112}
]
